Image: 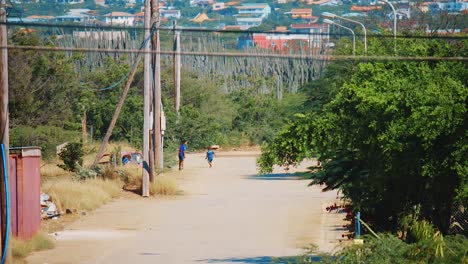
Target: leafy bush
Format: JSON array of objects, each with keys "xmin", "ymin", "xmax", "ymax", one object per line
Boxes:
[
  {"xmin": 10, "ymin": 125, "xmax": 80, "ymax": 159},
  {"xmin": 58, "ymin": 142, "xmax": 84, "ymax": 172},
  {"xmin": 294, "ymin": 234, "xmax": 468, "ymax": 264}
]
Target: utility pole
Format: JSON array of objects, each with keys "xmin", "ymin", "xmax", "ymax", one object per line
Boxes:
[
  {"xmin": 151, "ymin": 0, "xmax": 162, "ymax": 172},
  {"xmin": 0, "ymin": 0, "xmax": 11, "ymax": 262},
  {"xmin": 142, "ymin": 0, "xmax": 151, "ymax": 196},
  {"xmin": 173, "ymin": 21, "xmax": 181, "ymax": 113}
]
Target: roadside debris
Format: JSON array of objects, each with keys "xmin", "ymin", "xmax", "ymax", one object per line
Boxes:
[{"xmin": 40, "ymin": 193, "xmax": 60, "ymax": 219}]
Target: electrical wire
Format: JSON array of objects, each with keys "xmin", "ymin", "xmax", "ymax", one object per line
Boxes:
[
  {"xmin": 1, "ymin": 45, "xmax": 466, "ymax": 61},
  {"xmin": 1, "ymin": 21, "xmax": 468, "ymax": 40},
  {"xmin": 92, "ymin": 24, "xmax": 156, "ymax": 91}
]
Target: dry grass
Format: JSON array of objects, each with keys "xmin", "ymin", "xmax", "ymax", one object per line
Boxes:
[
  {"xmin": 42, "ymin": 178, "xmax": 123, "ymax": 212},
  {"xmin": 149, "ymin": 176, "xmax": 180, "ymax": 196},
  {"xmin": 11, "ymin": 232, "xmax": 54, "ymax": 259},
  {"xmin": 82, "ymin": 141, "xmax": 138, "ymax": 166},
  {"xmin": 40, "ymin": 162, "xmax": 73, "ymax": 181},
  {"xmin": 122, "ymin": 166, "xmax": 143, "ymax": 192}
]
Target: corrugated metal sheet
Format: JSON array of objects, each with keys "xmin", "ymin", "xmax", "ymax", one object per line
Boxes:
[{"xmin": 9, "ymin": 147, "xmax": 41, "ymax": 239}]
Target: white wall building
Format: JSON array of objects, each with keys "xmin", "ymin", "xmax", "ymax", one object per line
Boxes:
[{"xmin": 103, "ymin": 12, "xmax": 135, "ymax": 26}]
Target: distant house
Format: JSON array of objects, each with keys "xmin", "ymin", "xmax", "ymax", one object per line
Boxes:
[
  {"xmin": 236, "ymin": 3, "xmax": 271, "ymax": 17},
  {"xmin": 428, "ymin": 2, "xmax": 468, "ymax": 14},
  {"xmin": 302, "ymin": 0, "xmax": 334, "ymax": 5},
  {"xmin": 191, "ymin": 13, "xmax": 213, "ymax": 24},
  {"xmin": 350, "ymin": 5, "xmax": 382, "ymax": 12},
  {"xmin": 134, "ymin": 11, "xmax": 144, "ymax": 24},
  {"xmin": 276, "ymin": 0, "xmax": 295, "ymax": 3},
  {"xmin": 190, "ymin": 0, "xmax": 213, "ymax": 7},
  {"xmin": 103, "ymin": 12, "xmax": 135, "ymax": 26},
  {"xmin": 234, "ymin": 3, "xmax": 271, "ymax": 29},
  {"xmin": 54, "ymin": 10, "xmax": 96, "ymax": 23},
  {"xmin": 56, "ymin": 0, "xmax": 84, "ymax": 4},
  {"xmin": 160, "ymin": 9, "xmax": 181, "ymax": 19},
  {"xmin": 285, "ymin": 9, "xmax": 318, "ymax": 22},
  {"xmin": 25, "ymin": 15, "xmax": 55, "ymax": 22},
  {"xmin": 290, "ymin": 23, "xmax": 329, "ymax": 48},
  {"xmin": 212, "ymin": 2, "xmax": 226, "ymax": 11}
]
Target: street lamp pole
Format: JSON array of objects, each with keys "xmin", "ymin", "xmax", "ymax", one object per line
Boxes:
[
  {"xmin": 324, "ymin": 18, "xmax": 355, "ymax": 55},
  {"xmin": 322, "ymin": 12, "xmax": 367, "ymax": 53},
  {"xmin": 380, "ymin": 0, "xmax": 397, "ymax": 53}
]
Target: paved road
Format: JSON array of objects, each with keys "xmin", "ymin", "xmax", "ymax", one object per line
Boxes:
[{"xmin": 28, "ymin": 151, "xmax": 343, "ymax": 264}]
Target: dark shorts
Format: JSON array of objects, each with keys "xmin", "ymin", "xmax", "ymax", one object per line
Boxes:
[
  {"xmin": 178, "ymin": 154, "xmax": 185, "ymax": 161},
  {"xmin": 208, "ymin": 158, "xmax": 213, "ymax": 163}
]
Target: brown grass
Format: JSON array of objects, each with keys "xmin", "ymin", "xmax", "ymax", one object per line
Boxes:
[
  {"xmin": 149, "ymin": 176, "xmax": 180, "ymax": 196},
  {"xmin": 40, "ymin": 162, "xmax": 73, "ymax": 181},
  {"xmin": 42, "ymin": 178, "xmax": 123, "ymax": 212},
  {"xmin": 11, "ymin": 232, "xmax": 54, "ymax": 259}
]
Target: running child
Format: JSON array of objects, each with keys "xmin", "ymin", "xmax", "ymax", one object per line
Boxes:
[{"xmin": 205, "ymin": 147, "xmax": 216, "ymax": 168}]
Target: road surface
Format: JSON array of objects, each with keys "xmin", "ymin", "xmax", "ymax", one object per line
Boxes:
[{"xmin": 27, "ymin": 151, "xmax": 344, "ymax": 264}]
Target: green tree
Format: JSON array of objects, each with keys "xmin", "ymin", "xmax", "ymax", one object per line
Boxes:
[{"xmin": 258, "ymin": 36, "xmax": 467, "ymax": 233}]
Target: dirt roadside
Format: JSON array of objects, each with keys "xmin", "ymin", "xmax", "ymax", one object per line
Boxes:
[{"xmin": 27, "ymin": 150, "xmax": 345, "ymax": 264}]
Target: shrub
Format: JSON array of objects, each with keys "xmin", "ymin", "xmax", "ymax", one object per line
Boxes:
[
  {"xmin": 58, "ymin": 142, "xmax": 84, "ymax": 172},
  {"xmin": 10, "ymin": 125, "xmax": 79, "ymax": 159}
]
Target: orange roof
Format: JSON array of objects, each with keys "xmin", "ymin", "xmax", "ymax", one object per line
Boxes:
[
  {"xmin": 275, "ymin": 26, "xmax": 288, "ymax": 32},
  {"xmin": 191, "ymin": 13, "xmax": 213, "ymax": 23},
  {"xmin": 226, "ymin": 1, "xmax": 240, "ymax": 6},
  {"xmin": 223, "ymin": 25, "xmax": 242, "ymax": 30},
  {"xmin": 350, "ymin": 5, "xmax": 382, "ymax": 11},
  {"xmin": 291, "ymin": 8, "xmax": 312, "ymax": 14}
]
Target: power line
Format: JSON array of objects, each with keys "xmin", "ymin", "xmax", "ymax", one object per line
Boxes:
[
  {"xmin": 92, "ymin": 24, "xmax": 156, "ymax": 91},
  {"xmin": 2, "ymin": 21, "xmax": 468, "ymax": 40},
  {"xmin": 1, "ymin": 44, "xmax": 467, "ymax": 61}
]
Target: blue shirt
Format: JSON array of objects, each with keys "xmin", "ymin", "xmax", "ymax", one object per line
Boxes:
[
  {"xmin": 206, "ymin": 150, "xmax": 215, "ymax": 160},
  {"xmin": 179, "ymin": 144, "xmax": 187, "ymax": 157}
]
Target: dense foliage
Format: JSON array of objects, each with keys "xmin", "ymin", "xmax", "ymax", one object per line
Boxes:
[
  {"xmin": 9, "ymin": 32, "xmax": 303, "ymax": 161},
  {"xmin": 258, "ymin": 35, "xmax": 467, "ymax": 235}
]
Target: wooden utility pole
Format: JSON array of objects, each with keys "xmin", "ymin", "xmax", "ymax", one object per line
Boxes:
[
  {"xmin": 92, "ymin": 59, "xmax": 141, "ymax": 167},
  {"xmin": 82, "ymin": 111, "xmax": 87, "ymax": 143},
  {"xmin": 0, "ymin": 1, "xmax": 11, "ymax": 262},
  {"xmin": 142, "ymin": 0, "xmax": 151, "ymax": 196},
  {"xmin": 173, "ymin": 21, "xmax": 181, "ymax": 113},
  {"xmin": 151, "ymin": 0, "xmax": 162, "ymax": 172}
]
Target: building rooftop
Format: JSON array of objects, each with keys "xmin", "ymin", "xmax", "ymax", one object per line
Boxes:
[{"xmin": 104, "ymin": 12, "xmax": 135, "ymax": 17}]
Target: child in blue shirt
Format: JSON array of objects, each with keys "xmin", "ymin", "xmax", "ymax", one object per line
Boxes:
[
  {"xmin": 178, "ymin": 140, "xmax": 188, "ymax": 170},
  {"xmin": 205, "ymin": 147, "xmax": 216, "ymax": 168}
]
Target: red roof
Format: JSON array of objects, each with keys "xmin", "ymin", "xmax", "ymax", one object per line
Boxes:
[{"xmin": 350, "ymin": 5, "xmax": 382, "ymax": 11}]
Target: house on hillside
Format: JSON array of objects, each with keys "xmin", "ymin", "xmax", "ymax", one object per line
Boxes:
[
  {"xmin": 234, "ymin": 3, "xmax": 271, "ymax": 29},
  {"xmin": 285, "ymin": 8, "xmax": 319, "ymax": 22},
  {"xmin": 160, "ymin": 9, "xmax": 181, "ymax": 19},
  {"xmin": 428, "ymin": 1, "xmax": 468, "ymax": 14},
  {"xmin": 190, "ymin": 0, "xmax": 213, "ymax": 7},
  {"xmin": 290, "ymin": 23, "xmax": 330, "ymax": 48},
  {"xmin": 236, "ymin": 3, "xmax": 271, "ymax": 17},
  {"xmin": 25, "ymin": 15, "xmax": 55, "ymax": 22},
  {"xmin": 212, "ymin": 2, "xmax": 226, "ymax": 11},
  {"xmin": 56, "ymin": 0, "xmax": 84, "ymax": 4},
  {"xmin": 191, "ymin": 13, "xmax": 213, "ymax": 24},
  {"xmin": 55, "ymin": 9, "xmax": 97, "ymax": 23},
  {"xmin": 103, "ymin": 12, "xmax": 135, "ymax": 26}
]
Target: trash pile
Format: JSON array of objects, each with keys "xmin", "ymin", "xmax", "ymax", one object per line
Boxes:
[{"xmin": 40, "ymin": 193, "xmax": 60, "ymax": 220}]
